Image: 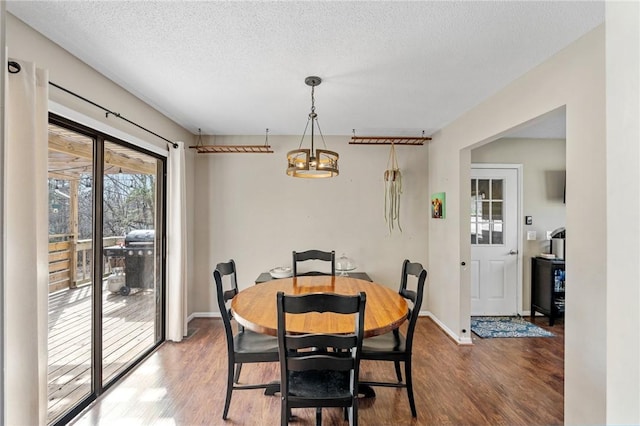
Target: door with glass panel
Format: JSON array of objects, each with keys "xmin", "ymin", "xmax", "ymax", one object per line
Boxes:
[
  {"xmin": 470, "ymin": 167, "xmax": 519, "ymax": 315},
  {"xmin": 47, "ymin": 122, "xmax": 95, "ymax": 423},
  {"xmin": 47, "ymin": 116, "xmax": 165, "ymax": 425},
  {"xmin": 101, "ymin": 140, "xmax": 163, "ymax": 384}
]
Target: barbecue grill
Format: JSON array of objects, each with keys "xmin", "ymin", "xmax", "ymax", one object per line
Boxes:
[
  {"xmin": 123, "ymin": 229, "xmax": 156, "ymax": 295},
  {"xmin": 105, "ymin": 229, "xmax": 155, "ymax": 295}
]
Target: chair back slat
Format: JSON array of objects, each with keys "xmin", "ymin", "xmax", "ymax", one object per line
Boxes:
[
  {"xmin": 401, "ymin": 288, "xmax": 417, "ymax": 304},
  {"xmin": 216, "ymin": 260, "xmax": 236, "ymax": 276},
  {"xmin": 222, "ymin": 288, "xmax": 237, "ymax": 303},
  {"xmin": 288, "ymin": 354, "xmax": 355, "ymax": 372},
  {"xmin": 292, "ymin": 249, "xmax": 336, "ymax": 276},
  {"xmin": 282, "ymin": 291, "xmax": 360, "ymax": 314},
  {"xmin": 287, "ymin": 334, "xmax": 357, "ymax": 351}
]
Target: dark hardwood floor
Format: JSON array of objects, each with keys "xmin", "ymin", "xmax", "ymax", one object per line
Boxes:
[{"xmin": 70, "ymin": 316, "xmax": 564, "ymax": 425}]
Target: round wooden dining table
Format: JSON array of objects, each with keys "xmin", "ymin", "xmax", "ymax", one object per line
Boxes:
[{"xmin": 231, "ymin": 275, "xmax": 408, "ymax": 338}]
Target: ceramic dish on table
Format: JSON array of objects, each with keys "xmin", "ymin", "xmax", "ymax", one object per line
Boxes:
[{"xmin": 269, "ymin": 266, "xmax": 293, "ymax": 279}]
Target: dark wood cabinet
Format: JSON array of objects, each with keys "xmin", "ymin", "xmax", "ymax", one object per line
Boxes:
[{"xmin": 531, "ymin": 257, "xmax": 565, "ymax": 326}]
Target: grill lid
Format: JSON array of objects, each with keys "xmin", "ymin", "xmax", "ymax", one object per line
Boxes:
[{"xmin": 125, "ymin": 229, "xmax": 155, "ymax": 245}]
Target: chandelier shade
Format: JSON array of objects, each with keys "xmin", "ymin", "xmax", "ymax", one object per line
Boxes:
[
  {"xmin": 286, "ymin": 148, "xmax": 339, "ymax": 178},
  {"xmin": 286, "ymin": 76, "xmax": 339, "ymax": 178}
]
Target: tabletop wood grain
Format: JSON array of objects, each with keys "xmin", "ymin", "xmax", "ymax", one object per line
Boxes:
[{"xmin": 231, "ymin": 275, "xmax": 408, "ymax": 337}]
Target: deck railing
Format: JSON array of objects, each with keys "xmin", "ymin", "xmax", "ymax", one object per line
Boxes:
[{"xmin": 48, "ymin": 234, "xmax": 121, "ymax": 293}]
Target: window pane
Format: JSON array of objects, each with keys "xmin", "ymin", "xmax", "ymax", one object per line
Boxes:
[
  {"xmin": 478, "ymin": 179, "xmax": 490, "ymax": 200},
  {"xmin": 492, "ymin": 179, "xmax": 504, "ymax": 200},
  {"xmin": 471, "ymin": 221, "xmax": 477, "ymax": 244},
  {"xmin": 492, "ymin": 221, "xmax": 504, "ymax": 244},
  {"xmin": 492, "ymin": 201, "xmax": 503, "ymax": 222},
  {"xmin": 481, "ymin": 201, "xmax": 491, "ymax": 220},
  {"xmin": 478, "ymin": 221, "xmax": 490, "ymax": 244}
]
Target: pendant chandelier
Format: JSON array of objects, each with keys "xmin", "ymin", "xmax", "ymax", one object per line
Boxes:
[{"xmin": 286, "ymin": 76, "xmax": 339, "ymax": 178}]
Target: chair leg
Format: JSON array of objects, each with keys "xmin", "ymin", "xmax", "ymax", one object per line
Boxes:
[
  {"xmin": 233, "ymin": 363, "xmax": 243, "ymax": 383},
  {"xmin": 352, "ymin": 401, "xmax": 358, "ymax": 426},
  {"xmin": 281, "ymin": 401, "xmax": 289, "ymax": 426},
  {"xmin": 394, "ymin": 360, "xmax": 403, "ymax": 382},
  {"xmin": 315, "ymin": 407, "xmax": 322, "ymax": 426},
  {"xmin": 405, "ymin": 358, "xmax": 417, "ymax": 417},
  {"xmin": 223, "ymin": 359, "xmax": 234, "ymax": 419}
]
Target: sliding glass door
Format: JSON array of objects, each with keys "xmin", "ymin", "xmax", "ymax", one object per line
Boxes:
[
  {"xmin": 47, "ymin": 122, "xmax": 95, "ymax": 423},
  {"xmin": 47, "ymin": 115, "xmax": 165, "ymax": 425},
  {"xmin": 101, "ymin": 140, "xmax": 163, "ymax": 384}
]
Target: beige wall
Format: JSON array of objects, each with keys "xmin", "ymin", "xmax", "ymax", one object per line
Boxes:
[
  {"xmin": 605, "ymin": 1, "xmax": 640, "ymax": 423},
  {"xmin": 429, "ymin": 25, "xmax": 607, "ymax": 424},
  {"xmin": 191, "ymin": 135, "xmax": 430, "ymax": 314},
  {"xmin": 472, "ymin": 137, "xmax": 566, "ymax": 312}
]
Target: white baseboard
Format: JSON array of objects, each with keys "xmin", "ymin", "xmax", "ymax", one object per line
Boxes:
[
  {"xmin": 188, "ymin": 312, "xmax": 219, "ymax": 322},
  {"xmin": 420, "ymin": 310, "xmax": 473, "ymax": 345}
]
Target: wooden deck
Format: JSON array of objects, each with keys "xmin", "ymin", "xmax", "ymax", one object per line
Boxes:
[{"xmin": 48, "ymin": 282, "xmax": 156, "ymax": 424}]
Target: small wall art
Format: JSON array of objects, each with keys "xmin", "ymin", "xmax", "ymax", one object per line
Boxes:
[{"xmin": 431, "ymin": 192, "xmax": 446, "ymax": 219}]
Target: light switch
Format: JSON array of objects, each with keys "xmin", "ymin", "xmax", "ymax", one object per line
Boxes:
[{"xmin": 527, "ymin": 231, "xmax": 537, "ymax": 241}]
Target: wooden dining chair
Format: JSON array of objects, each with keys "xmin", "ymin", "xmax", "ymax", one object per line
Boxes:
[
  {"xmin": 214, "ymin": 259, "xmax": 280, "ymax": 420},
  {"xmin": 359, "ymin": 259, "xmax": 427, "ymax": 418},
  {"xmin": 277, "ymin": 291, "xmax": 366, "ymax": 426},
  {"xmin": 292, "ymin": 249, "xmax": 335, "ymax": 276}
]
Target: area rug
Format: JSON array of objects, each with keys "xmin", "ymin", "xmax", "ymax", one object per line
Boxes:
[{"xmin": 471, "ymin": 316, "xmax": 555, "ymax": 338}]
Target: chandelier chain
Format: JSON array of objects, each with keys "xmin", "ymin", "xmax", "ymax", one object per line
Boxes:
[
  {"xmin": 315, "ymin": 120, "xmax": 328, "ymax": 149},
  {"xmin": 297, "ymin": 116, "xmax": 311, "ymax": 149}
]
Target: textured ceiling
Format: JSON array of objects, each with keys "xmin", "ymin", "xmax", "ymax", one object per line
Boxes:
[{"xmin": 7, "ymin": 1, "xmax": 603, "ymax": 137}]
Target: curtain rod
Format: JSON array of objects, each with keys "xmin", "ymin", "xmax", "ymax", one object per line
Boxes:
[
  {"xmin": 49, "ymin": 81, "xmax": 178, "ymax": 149},
  {"xmin": 8, "ymin": 60, "xmax": 178, "ymax": 149}
]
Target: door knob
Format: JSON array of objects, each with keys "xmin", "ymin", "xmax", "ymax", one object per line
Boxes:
[{"xmin": 509, "ymin": 250, "xmax": 518, "ymax": 255}]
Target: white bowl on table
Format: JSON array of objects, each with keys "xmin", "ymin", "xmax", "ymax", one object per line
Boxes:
[{"xmin": 269, "ymin": 266, "xmax": 293, "ymax": 279}]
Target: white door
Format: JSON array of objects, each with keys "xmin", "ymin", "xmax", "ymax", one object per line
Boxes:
[{"xmin": 470, "ymin": 167, "xmax": 519, "ymax": 315}]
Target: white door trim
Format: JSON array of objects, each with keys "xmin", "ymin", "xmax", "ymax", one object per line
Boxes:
[{"xmin": 471, "ymin": 163, "xmax": 524, "ymax": 315}]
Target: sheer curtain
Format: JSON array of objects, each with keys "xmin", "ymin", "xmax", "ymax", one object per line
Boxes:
[
  {"xmin": 5, "ymin": 59, "xmax": 49, "ymax": 425},
  {"xmin": 166, "ymin": 141, "xmax": 188, "ymax": 341}
]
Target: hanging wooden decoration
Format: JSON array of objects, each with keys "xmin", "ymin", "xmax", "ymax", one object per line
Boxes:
[
  {"xmin": 350, "ymin": 136, "xmax": 430, "ymax": 145},
  {"xmin": 384, "ymin": 142, "xmax": 402, "ymax": 233},
  {"xmin": 350, "ymin": 129, "xmax": 431, "ymax": 145},
  {"xmin": 189, "ymin": 128, "xmax": 273, "ymax": 153}
]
